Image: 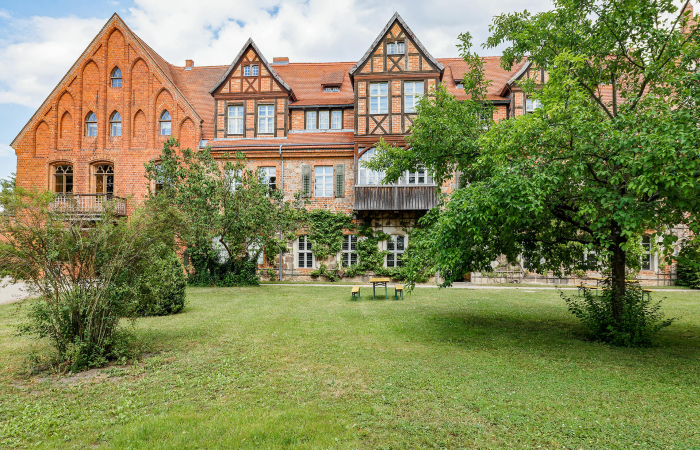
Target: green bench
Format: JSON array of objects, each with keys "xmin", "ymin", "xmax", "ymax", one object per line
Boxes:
[{"xmin": 394, "ymin": 285, "xmax": 403, "ymax": 300}]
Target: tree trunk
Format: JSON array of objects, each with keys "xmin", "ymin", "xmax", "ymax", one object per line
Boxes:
[{"xmin": 609, "ymin": 225, "xmax": 627, "ymax": 321}]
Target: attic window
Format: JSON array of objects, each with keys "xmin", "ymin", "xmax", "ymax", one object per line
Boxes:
[
  {"xmin": 323, "ymin": 86, "xmax": 340, "ymax": 93},
  {"xmin": 387, "ymin": 41, "xmax": 405, "ymax": 55},
  {"xmin": 244, "ymin": 65, "xmax": 259, "ymax": 76},
  {"xmin": 455, "ymin": 82, "xmax": 464, "ymax": 89}
]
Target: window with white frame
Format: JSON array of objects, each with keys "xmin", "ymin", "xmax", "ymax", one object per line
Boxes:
[
  {"xmin": 306, "ymin": 111, "xmax": 317, "ymax": 130},
  {"xmin": 358, "ymin": 148, "xmax": 384, "ymax": 185},
  {"xmin": 298, "ymin": 235, "xmax": 313, "ymax": 268},
  {"xmin": 319, "ymin": 111, "xmax": 330, "ymax": 130},
  {"xmin": 225, "ymin": 168, "xmax": 242, "ymax": 192},
  {"xmin": 342, "ymin": 235, "xmax": 358, "ymax": 267},
  {"xmin": 641, "ymin": 236, "xmax": 652, "ymax": 270},
  {"xmin": 314, "ymin": 166, "xmax": 333, "ymax": 197},
  {"xmin": 228, "ymin": 105, "xmax": 244, "ymax": 135},
  {"xmin": 259, "ymin": 166, "xmax": 276, "ymax": 191},
  {"xmin": 370, "ymin": 82, "xmax": 388, "ymax": 114},
  {"xmin": 331, "ymin": 110, "xmax": 342, "ymax": 129},
  {"xmin": 323, "ymin": 86, "xmax": 340, "ymax": 93},
  {"xmin": 387, "ymin": 41, "xmax": 405, "ymax": 55},
  {"xmin": 109, "ymin": 111, "xmax": 122, "ymax": 137},
  {"xmin": 399, "ymin": 168, "xmax": 433, "ymax": 185},
  {"xmin": 386, "ymin": 235, "xmax": 406, "ymax": 268},
  {"xmin": 159, "ymin": 110, "xmax": 171, "ymax": 136},
  {"xmin": 455, "ymin": 82, "xmax": 464, "ymax": 89},
  {"xmin": 251, "ymin": 65, "xmax": 259, "ymax": 76},
  {"xmin": 525, "ymin": 98, "xmax": 542, "ymax": 113},
  {"xmin": 258, "ymin": 105, "xmax": 274, "ymax": 134},
  {"xmin": 404, "ymin": 81, "xmax": 424, "ymax": 113}
]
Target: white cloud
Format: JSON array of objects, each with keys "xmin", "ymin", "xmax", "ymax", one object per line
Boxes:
[
  {"xmin": 0, "ymin": 143, "xmax": 14, "ymax": 158},
  {"xmin": 0, "ymin": 0, "xmax": 553, "ymax": 109}
]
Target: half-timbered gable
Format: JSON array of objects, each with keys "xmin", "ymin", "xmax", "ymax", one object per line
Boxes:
[
  {"xmin": 349, "ymin": 13, "xmax": 443, "ymax": 138},
  {"xmin": 209, "ymin": 39, "xmax": 293, "ymax": 139}
]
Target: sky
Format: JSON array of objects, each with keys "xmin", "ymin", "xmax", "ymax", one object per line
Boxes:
[{"xmin": 0, "ymin": 0, "xmax": 555, "ymax": 182}]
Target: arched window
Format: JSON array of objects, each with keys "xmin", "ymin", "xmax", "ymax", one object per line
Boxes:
[
  {"xmin": 111, "ymin": 67, "xmax": 122, "ymax": 87},
  {"xmin": 85, "ymin": 112, "xmax": 97, "ymax": 137},
  {"xmin": 358, "ymin": 148, "xmax": 384, "ymax": 185},
  {"xmin": 53, "ymin": 164, "xmax": 73, "ymax": 194},
  {"xmin": 94, "ymin": 164, "xmax": 114, "ymax": 195},
  {"xmin": 159, "ymin": 110, "xmax": 171, "ymax": 136},
  {"xmin": 109, "ymin": 111, "xmax": 122, "ymax": 137}
]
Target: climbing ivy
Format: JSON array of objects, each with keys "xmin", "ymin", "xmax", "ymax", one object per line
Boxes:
[{"xmin": 307, "ymin": 210, "xmax": 355, "ymax": 261}]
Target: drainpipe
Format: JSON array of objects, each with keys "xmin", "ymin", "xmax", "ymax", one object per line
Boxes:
[{"xmin": 279, "ymin": 144, "xmax": 284, "ymax": 281}]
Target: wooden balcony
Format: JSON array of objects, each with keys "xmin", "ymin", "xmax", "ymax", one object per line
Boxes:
[
  {"xmin": 353, "ymin": 185, "xmax": 438, "ymax": 211},
  {"xmin": 49, "ymin": 194, "xmax": 127, "ymax": 217}
]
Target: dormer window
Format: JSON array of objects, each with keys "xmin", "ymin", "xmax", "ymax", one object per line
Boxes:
[
  {"xmin": 244, "ymin": 65, "xmax": 259, "ymax": 76},
  {"xmin": 455, "ymin": 82, "xmax": 464, "ymax": 90},
  {"xmin": 387, "ymin": 41, "xmax": 405, "ymax": 55},
  {"xmin": 323, "ymin": 86, "xmax": 340, "ymax": 93}
]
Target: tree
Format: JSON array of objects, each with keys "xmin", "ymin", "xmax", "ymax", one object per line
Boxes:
[
  {"xmin": 145, "ymin": 138, "xmax": 307, "ymax": 285},
  {"xmin": 369, "ymin": 0, "xmax": 700, "ymax": 323},
  {"xmin": 0, "ymin": 188, "xmax": 156, "ymax": 370}
]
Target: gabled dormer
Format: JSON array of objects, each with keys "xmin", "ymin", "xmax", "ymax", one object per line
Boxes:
[
  {"xmin": 209, "ymin": 39, "xmax": 293, "ymax": 139},
  {"xmin": 500, "ymin": 61, "xmax": 547, "ymax": 117},
  {"xmin": 351, "ymin": 13, "xmax": 444, "ymax": 136},
  {"xmin": 349, "ymin": 12, "xmax": 444, "ymax": 77}
]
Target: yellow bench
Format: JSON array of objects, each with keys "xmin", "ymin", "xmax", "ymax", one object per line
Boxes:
[
  {"xmin": 351, "ymin": 285, "xmax": 360, "ymax": 301},
  {"xmin": 394, "ymin": 285, "xmax": 403, "ymax": 300}
]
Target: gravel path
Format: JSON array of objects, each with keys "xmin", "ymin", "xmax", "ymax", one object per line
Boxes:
[{"xmin": 0, "ymin": 279, "xmax": 30, "ymax": 305}]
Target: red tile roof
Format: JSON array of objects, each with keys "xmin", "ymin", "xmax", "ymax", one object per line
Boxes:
[
  {"xmin": 168, "ymin": 57, "xmax": 526, "ymax": 139},
  {"xmin": 439, "ymin": 57, "xmax": 529, "ymax": 101}
]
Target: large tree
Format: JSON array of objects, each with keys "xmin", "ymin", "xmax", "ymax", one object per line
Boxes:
[
  {"xmin": 146, "ymin": 139, "xmax": 307, "ymax": 282},
  {"xmin": 369, "ymin": 0, "xmax": 700, "ymax": 319}
]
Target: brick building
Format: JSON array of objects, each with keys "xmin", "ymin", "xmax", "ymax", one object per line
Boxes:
[{"xmin": 9, "ymin": 12, "xmax": 674, "ymax": 283}]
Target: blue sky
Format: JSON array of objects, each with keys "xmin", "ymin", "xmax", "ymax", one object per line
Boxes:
[{"xmin": 0, "ymin": 0, "xmax": 556, "ymax": 183}]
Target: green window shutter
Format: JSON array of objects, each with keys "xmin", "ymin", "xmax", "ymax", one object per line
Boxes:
[
  {"xmin": 335, "ymin": 164, "xmax": 345, "ymax": 198},
  {"xmin": 301, "ymin": 164, "xmax": 311, "ymax": 197}
]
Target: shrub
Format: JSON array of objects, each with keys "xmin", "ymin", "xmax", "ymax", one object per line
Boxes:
[
  {"xmin": 563, "ymin": 284, "xmax": 675, "ymax": 347},
  {"xmin": 675, "ymin": 240, "xmax": 700, "ymax": 289},
  {"xmin": 133, "ymin": 248, "xmax": 187, "ymax": 316},
  {"xmin": 187, "ymin": 248, "xmax": 259, "ymax": 287}
]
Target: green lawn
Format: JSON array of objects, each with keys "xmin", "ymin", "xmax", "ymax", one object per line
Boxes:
[{"xmin": 1, "ymin": 286, "xmax": 699, "ymax": 449}]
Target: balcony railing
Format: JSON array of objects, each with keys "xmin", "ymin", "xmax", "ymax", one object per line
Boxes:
[
  {"xmin": 353, "ymin": 185, "xmax": 438, "ymax": 211},
  {"xmin": 49, "ymin": 194, "xmax": 127, "ymax": 217}
]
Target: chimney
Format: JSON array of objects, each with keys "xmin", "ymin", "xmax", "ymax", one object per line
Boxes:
[
  {"xmin": 272, "ymin": 57, "xmax": 289, "ymax": 65},
  {"xmin": 185, "ymin": 60, "xmax": 194, "ymax": 70}
]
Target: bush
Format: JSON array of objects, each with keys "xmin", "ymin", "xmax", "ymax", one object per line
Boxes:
[
  {"xmin": 187, "ymin": 249, "xmax": 259, "ymax": 287},
  {"xmin": 563, "ymin": 284, "xmax": 675, "ymax": 347},
  {"xmin": 675, "ymin": 240, "xmax": 700, "ymax": 289},
  {"xmin": 133, "ymin": 249, "xmax": 187, "ymax": 316}
]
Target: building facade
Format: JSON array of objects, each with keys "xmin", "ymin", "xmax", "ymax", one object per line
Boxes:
[{"xmin": 10, "ymin": 13, "xmax": 675, "ymax": 283}]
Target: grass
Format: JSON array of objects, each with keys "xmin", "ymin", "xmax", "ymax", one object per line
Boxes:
[{"xmin": 1, "ymin": 286, "xmax": 699, "ymax": 449}]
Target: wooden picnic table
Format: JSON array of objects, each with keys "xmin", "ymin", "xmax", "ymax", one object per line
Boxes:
[{"xmin": 369, "ymin": 277, "xmax": 391, "ymax": 300}]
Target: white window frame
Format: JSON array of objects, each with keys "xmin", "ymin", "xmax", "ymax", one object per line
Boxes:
[
  {"xmin": 243, "ymin": 66, "xmax": 251, "ymax": 76},
  {"xmin": 306, "ymin": 111, "xmax": 317, "ymax": 130},
  {"xmin": 314, "ymin": 166, "xmax": 333, "ymax": 197},
  {"xmin": 342, "ymin": 235, "xmax": 358, "ymax": 267},
  {"xmin": 251, "ymin": 65, "xmax": 259, "ymax": 76},
  {"xmin": 641, "ymin": 236, "xmax": 652, "ymax": 271},
  {"xmin": 404, "ymin": 81, "xmax": 424, "ymax": 114},
  {"xmin": 227, "ymin": 105, "xmax": 244, "ymax": 135},
  {"xmin": 399, "ymin": 167, "xmax": 433, "ymax": 185},
  {"xmin": 259, "ymin": 166, "xmax": 276, "ymax": 191},
  {"xmin": 387, "ymin": 41, "xmax": 405, "ymax": 55},
  {"xmin": 526, "ymin": 98, "xmax": 542, "ymax": 113},
  {"xmin": 370, "ymin": 82, "xmax": 388, "ymax": 114},
  {"xmin": 331, "ymin": 110, "xmax": 342, "ymax": 129},
  {"xmin": 319, "ymin": 111, "xmax": 330, "ymax": 130},
  {"xmin": 358, "ymin": 148, "xmax": 384, "ymax": 186},
  {"xmin": 225, "ymin": 168, "xmax": 242, "ymax": 192},
  {"xmin": 323, "ymin": 86, "xmax": 340, "ymax": 93},
  {"xmin": 109, "ymin": 112, "xmax": 122, "ymax": 137},
  {"xmin": 258, "ymin": 105, "xmax": 274, "ymax": 134},
  {"xmin": 298, "ymin": 235, "xmax": 314, "ymax": 269},
  {"xmin": 386, "ymin": 235, "xmax": 406, "ymax": 268}
]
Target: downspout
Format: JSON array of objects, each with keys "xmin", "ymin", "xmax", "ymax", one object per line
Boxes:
[{"xmin": 279, "ymin": 144, "xmax": 284, "ymax": 281}]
